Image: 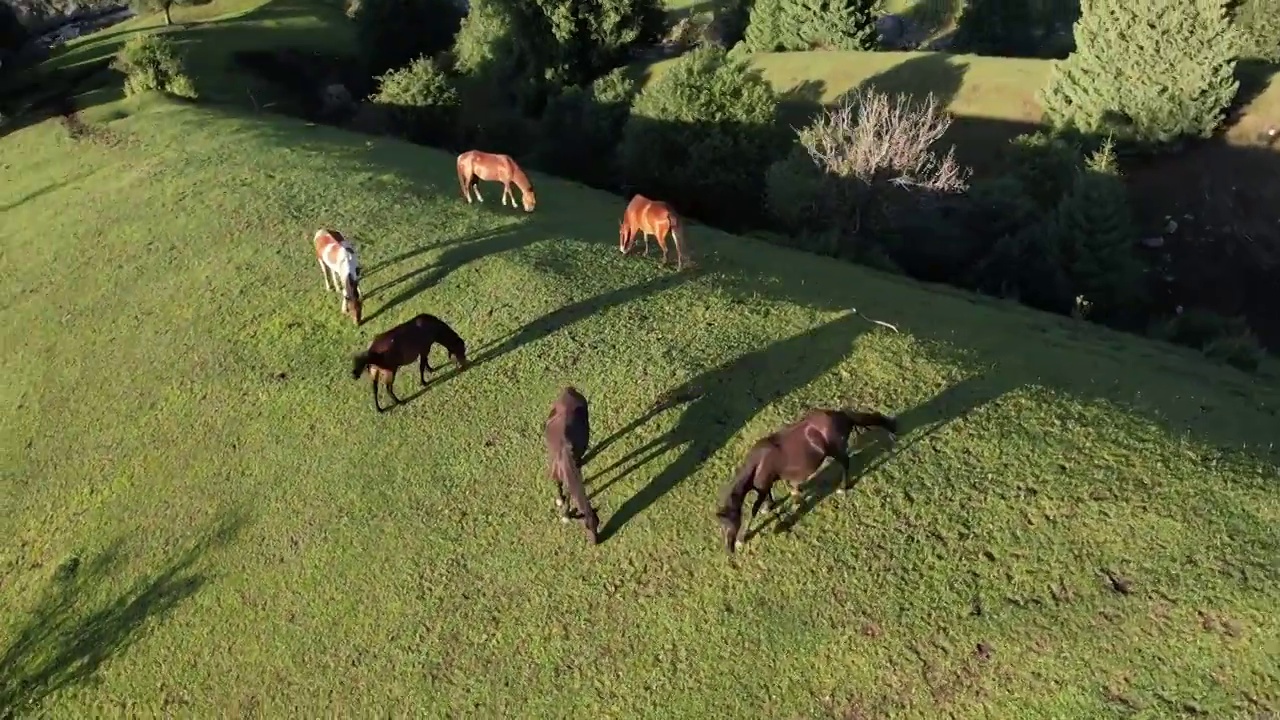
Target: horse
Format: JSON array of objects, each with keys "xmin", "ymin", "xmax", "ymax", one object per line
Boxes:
[
  {"xmin": 543, "ymin": 386, "xmax": 600, "ymax": 545},
  {"xmin": 619, "ymin": 194, "xmax": 686, "ymax": 270},
  {"xmin": 313, "ymin": 228, "xmax": 363, "ymax": 325},
  {"xmin": 715, "ymin": 408, "xmax": 899, "ymax": 554},
  {"xmin": 349, "ymin": 313, "xmax": 469, "ymax": 412},
  {"xmin": 456, "ymin": 150, "xmax": 537, "ymax": 213}
]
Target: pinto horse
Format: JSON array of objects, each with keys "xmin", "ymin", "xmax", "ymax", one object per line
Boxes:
[
  {"xmin": 313, "ymin": 228, "xmax": 362, "ymax": 325},
  {"xmin": 544, "ymin": 386, "xmax": 600, "ymax": 545},
  {"xmin": 350, "ymin": 313, "xmax": 469, "ymax": 412},
  {"xmin": 456, "ymin": 150, "xmax": 537, "ymax": 213},
  {"xmin": 619, "ymin": 194, "xmax": 686, "ymax": 270},
  {"xmin": 715, "ymin": 408, "xmax": 898, "ymax": 554}
]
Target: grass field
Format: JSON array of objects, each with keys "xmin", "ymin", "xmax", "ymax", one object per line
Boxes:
[{"xmin": 3, "ymin": 76, "xmax": 1280, "ymax": 717}]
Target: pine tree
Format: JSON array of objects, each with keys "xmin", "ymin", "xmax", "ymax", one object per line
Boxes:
[
  {"xmin": 742, "ymin": 0, "xmax": 878, "ymax": 52},
  {"xmin": 1040, "ymin": 0, "xmax": 1239, "ymax": 148},
  {"xmin": 1047, "ymin": 140, "xmax": 1147, "ymax": 325},
  {"xmin": 953, "ymin": 0, "xmax": 1038, "ymax": 57}
]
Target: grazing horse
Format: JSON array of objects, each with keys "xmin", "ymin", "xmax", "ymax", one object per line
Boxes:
[
  {"xmin": 313, "ymin": 228, "xmax": 363, "ymax": 325},
  {"xmin": 456, "ymin": 150, "xmax": 537, "ymax": 213},
  {"xmin": 715, "ymin": 408, "xmax": 899, "ymax": 554},
  {"xmin": 544, "ymin": 386, "xmax": 600, "ymax": 545},
  {"xmin": 350, "ymin": 313, "xmax": 469, "ymax": 412},
  {"xmin": 619, "ymin": 194, "xmax": 686, "ymax": 270}
]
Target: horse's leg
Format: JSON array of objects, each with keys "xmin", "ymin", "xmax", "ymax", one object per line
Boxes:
[
  {"xmin": 658, "ymin": 228, "xmax": 671, "ymax": 266},
  {"xmin": 319, "ymin": 260, "xmax": 332, "ymax": 291},
  {"xmin": 371, "ymin": 371, "xmax": 384, "ymax": 413},
  {"xmin": 384, "ymin": 369, "xmax": 402, "ymax": 405},
  {"xmin": 830, "ymin": 445, "xmax": 853, "ymax": 495},
  {"xmin": 641, "ymin": 231, "xmax": 651, "ymax": 257},
  {"xmin": 418, "ymin": 350, "xmax": 437, "ymax": 386},
  {"xmin": 501, "ymin": 181, "xmax": 512, "ymax": 207},
  {"xmin": 472, "ymin": 181, "xmax": 484, "ymax": 203}
]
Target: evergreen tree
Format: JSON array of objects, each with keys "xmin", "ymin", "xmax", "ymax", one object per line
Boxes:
[
  {"xmin": 1232, "ymin": 0, "xmax": 1280, "ymax": 62},
  {"xmin": 1040, "ymin": 0, "xmax": 1239, "ymax": 148},
  {"xmin": 742, "ymin": 0, "xmax": 878, "ymax": 52},
  {"xmin": 952, "ymin": 0, "xmax": 1038, "ymax": 57}
]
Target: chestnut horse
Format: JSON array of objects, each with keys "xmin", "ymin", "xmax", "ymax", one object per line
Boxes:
[
  {"xmin": 314, "ymin": 228, "xmax": 362, "ymax": 325},
  {"xmin": 619, "ymin": 194, "xmax": 686, "ymax": 270},
  {"xmin": 715, "ymin": 408, "xmax": 898, "ymax": 554},
  {"xmin": 456, "ymin": 150, "xmax": 537, "ymax": 213},
  {"xmin": 544, "ymin": 386, "xmax": 600, "ymax": 545},
  {"xmin": 350, "ymin": 313, "xmax": 469, "ymax": 412}
]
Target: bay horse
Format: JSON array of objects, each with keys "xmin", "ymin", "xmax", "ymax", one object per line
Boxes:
[
  {"xmin": 313, "ymin": 228, "xmax": 362, "ymax": 325},
  {"xmin": 619, "ymin": 194, "xmax": 686, "ymax": 270},
  {"xmin": 544, "ymin": 386, "xmax": 600, "ymax": 545},
  {"xmin": 456, "ymin": 150, "xmax": 537, "ymax": 213},
  {"xmin": 350, "ymin": 313, "xmax": 469, "ymax": 412},
  {"xmin": 716, "ymin": 408, "xmax": 899, "ymax": 554}
]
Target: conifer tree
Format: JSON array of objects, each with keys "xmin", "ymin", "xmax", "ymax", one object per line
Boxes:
[
  {"xmin": 742, "ymin": 0, "xmax": 878, "ymax": 52},
  {"xmin": 1040, "ymin": 0, "xmax": 1239, "ymax": 147}
]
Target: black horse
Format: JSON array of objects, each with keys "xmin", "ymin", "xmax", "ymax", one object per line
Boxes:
[
  {"xmin": 544, "ymin": 386, "xmax": 600, "ymax": 544},
  {"xmin": 351, "ymin": 313, "xmax": 468, "ymax": 412}
]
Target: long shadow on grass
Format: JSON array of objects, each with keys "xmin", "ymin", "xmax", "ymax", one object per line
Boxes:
[
  {"xmin": 361, "ymin": 226, "xmax": 537, "ymax": 325},
  {"xmin": 0, "ymin": 508, "xmax": 250, "ymax": 713},
  {"xmin": 589, "ymin": 311, "xmax": 871, "ymax": 543}
]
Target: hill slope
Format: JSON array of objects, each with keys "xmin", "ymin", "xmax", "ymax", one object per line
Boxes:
[{"xmin": 1, "ymin": 98, "xmax": 1278, "ymax": 716}]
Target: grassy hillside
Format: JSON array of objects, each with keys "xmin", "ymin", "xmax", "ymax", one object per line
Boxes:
[{"xmin": 2, "ymin": 83, "xmax": 1279, "ymax": 718}]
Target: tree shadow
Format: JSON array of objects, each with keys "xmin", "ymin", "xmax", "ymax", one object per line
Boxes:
[
  {"xmin": 588, "ymin": 312, "xmax": 871, "ymax": 543},
  {"xmin": 0, "ymin": 508, "xmax": 250, "ymax": 714},
  {"xmin": 360, "ymin": 226, "xmax": 538, "ymax": 325},
  {"xmin": 856, "ymin": 51, "xmax": 969, "ymax": 113}
]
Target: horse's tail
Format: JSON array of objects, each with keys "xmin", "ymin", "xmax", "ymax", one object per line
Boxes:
[
  {"xmin": 840, "ymin": 410, "xmax": 899, "ymax": 438},
  {"xmin": 351, "ymin": 350, "xmax": 379, "ymax": 380},
  {"xmin": 555, "ymin": 443, "xmax": 599, "ymax": 544},
  {"xmin": 715, "ymin": 447, "xmax": 762, "ymax": 554}
]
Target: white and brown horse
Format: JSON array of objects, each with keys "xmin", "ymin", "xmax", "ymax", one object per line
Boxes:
[
  {"xmin": 456, "ymin": 150, "xmax": 537, "ymax": 213},
  {"xmin": 619, "ymin": 194, "xmax": 687, "ymax": 270},
  {"xmin": 313, "ymin": 228, "xmax": 363, "ymax": 325}
]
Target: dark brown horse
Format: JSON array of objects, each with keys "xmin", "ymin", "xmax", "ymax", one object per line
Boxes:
[
  {"xmin": 619, "ymin": 194, "xmax": 686, "ymax": 270},
  {"xmin": 456, "ymin": 150, "xmax": 537, "ymax": 212},
  {"xmin": 350, "ymin": 313, "xmax": 469, "ymax": 412},
  {"xmin": 544, "ymin": 386, "xmax": 599, "ymax": 544},
  {"xmin": 715, "ymin": 408, "xmax": 898, "ymax": 554}
]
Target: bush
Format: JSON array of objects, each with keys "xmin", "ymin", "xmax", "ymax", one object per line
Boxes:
[
  {"xmin": 1040, "ymin": 0, "xmax": 1239, "ymax": 149},
  {"xmin": 1154, "ymin": 308, "xmax": 1264, "ymax": 372},
  {"xmin": 741, "ymin": 0, "xmax": 878, "ymax": 52},
  {"xmin": 952, "ymin": 0, "xmax": 1038, "ymax": 57},
  {"xmin": 619, "ymin": 46, "xmax": 787, "ymax": 229},
  {"xmin": 534, "ymin": 67, "xmax": 638, "ymax": 188},
  {"xmin": 1, "ymin": 3, "xmax": 28, "ymax": 55},
  {"xmin": 1003, "ymin": 130, "xmax": 1086, "ymax": 211},
  {"xmin": 1233, "ymin": 0, "xmax": 1280, "ymax": 62},
  {"xmin": 111, "ymin": 33, "xmax": 198, "ymax": 99},
  {"xmin": 370, "ymin": 56, "xmax": 460, "ymax": 146},
  {"xmin": 765, "ymin": 87, "xmax": 969, "ymax": 264},
  {"xmin": 353, "ymin": 0, "xmax": 464, "ymax": 77}
]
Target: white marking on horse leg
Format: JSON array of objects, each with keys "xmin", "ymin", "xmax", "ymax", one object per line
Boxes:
[
  {"xmin": 320, "ymin": 261, "xmax": 332, "ymax": 291},
  {"xmin": 473, "ymin": 186, "xmax": 484, "ymax": 203}
]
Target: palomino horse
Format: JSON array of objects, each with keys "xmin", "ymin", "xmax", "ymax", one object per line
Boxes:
[
  {"xmin": 544, "ymin": 386, "xmax": 600, "ymax": 545},
  {"xmin": 313, "ymin": 228, "xmax": 362, "ymax": 325},
  {"xmin": 350, "ymin": 313, "xmax": 469, "ymax": 412},
  {"xmin": 716, "ymin": 408, "xmax": 898, "ymax": 554},
  {"xmin": 456, "ymin": 150, "xmax": 537, "ymax": 212},
  {"xmin": 619, "ymin": 194, "xmax": 686, "ymax": 270}
]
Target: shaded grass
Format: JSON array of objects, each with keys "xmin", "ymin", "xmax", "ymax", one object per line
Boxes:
[{"xmin": 1, "ymin": 94, "xmax": 1278, "ymax": 716}]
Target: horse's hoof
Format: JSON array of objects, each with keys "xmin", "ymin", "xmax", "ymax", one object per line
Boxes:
[
  {"xmin": 554, "ymin": 498, "xmax": 565, "ymax": 508},
  {"xmin": 559, "ymin": 515, "xmax": 570, "ymax": 524}
]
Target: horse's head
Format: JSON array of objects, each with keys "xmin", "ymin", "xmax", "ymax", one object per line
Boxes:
[
  {"xmin": 344, "ymin": 276, "xmax": 363, "ymax": 326},
  {"xmin": 521, "ymin": 188, "xmax": 537, "ymax": 213},
  {"xmin": 618, "ymin": 220, "xmax": 632, "ymax": 255},
  {"xmin": 450, "ymin": 338, "xmax": 469, "ymax": 370}
]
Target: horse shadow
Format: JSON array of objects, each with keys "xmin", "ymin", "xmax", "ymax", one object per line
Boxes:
[
  {"xmin": 751, "ymin": 371, "xmax": 1015, "ymax": 541},
  {"xmin": 361, "ymin": 226, "xmax": 534, "ymax": 324},
  {"xmin": 588, "ymin": 312, "xmax": 873, "ymax": 544}
]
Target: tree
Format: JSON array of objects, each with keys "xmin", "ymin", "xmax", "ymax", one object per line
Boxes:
[
  {"xmin": 353, "ymin": 0, "xmax": 464, "ymax": 77},
  {"xmin": 111, "ymin": 32, "xmax": 198, "ymax": 99},
  {"xmin": 742, "ymin": 0, "xmax": 879, "ymax": 52},
  {"xmin": 619, "ymin": 46, "xmax": 787, "ymax": 230},
  {"xmin": 952, "ymin": 0, "xmax": 1038, "ymax": 57},
  {"xmin": 129, "ymin": 0, "xmax": 198, "ymax": 26},
  {"xmin": 370, "ymin": 56, "xmax": 460, "ymax": 146},
  {"xmin": 1040, "ymin": 0, "xmax": 1239, "ymax": 148},
  {"xmin": 1232, "ymin": 0, "xmax": 1280, "ymax": 62},
  {"xmin": 535, "ymin": 67, "xmax": 639, "ymax": 188},
  {"xmin": 501, "ymin": 0, "xmax": 665, "ymax": 88}
]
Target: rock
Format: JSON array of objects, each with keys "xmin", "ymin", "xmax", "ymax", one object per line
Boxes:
[
  {"xmin": 1164, "ymin": 218, "xmax": 1179, "ymax": 233},
  {"xmin": 1140, "ymin": 236, "xmax": 1165, "ymax": 248}
]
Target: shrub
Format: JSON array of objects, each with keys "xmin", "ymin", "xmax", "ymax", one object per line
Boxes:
[
  {"xmin": 453, "ymin": 0, "xmax": 525, "ymax": 81},
  {"xmin": 496, "ymin": 0, "xmax": 664, "ymax": 89},
  {"xmin": 619, "ymin": 46, "xmax": 787, "ymax": 229},
  {"xmin": 742, "ymin": 0, "xmax": 879, "ymax": 52},
  {"xmin": 1003, "ymin": 130, "xmax": 1086, "ymax": 211},
  {"xmin": 1, "ymin": 3, "xmax": 28, "ymax": 55},
  {"xmin": 370, "ymin": 56, "xmax": 460, "ymax": 146},
  {"xmin": 1040, "ymin": 0, "xmax": 1239, "ymax": 148},
  {"xmin": 1232, "ymin": 0, "xmax": 1280, "ymax": 62},
  {"xmin": 1154, "ymin": 308, "xmax": 1264, "ymax": 372},
  {"xmin": 535, "ymin": 67, "xmax": 638, "ymax": 188},
  {"xmin": 952, "ymin": 0, "xmax": 1037, "ymax": 57},
  {"xmin": 765, "ymin": 87, "xmax": 969, "ymax": 262},
  {"xmin": 970, "ymin": 217, "xmax": 1075, "ymax": 314},
  {"xmin": 353, "ymin": 0, "xmax": 464, "ymax": 77},
  {"xmin": 111, "ymin": 33, "xmax": 198, "ymax": 99}
]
